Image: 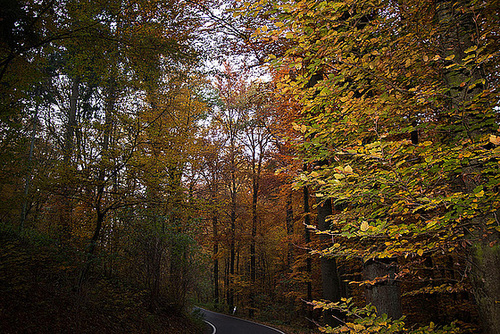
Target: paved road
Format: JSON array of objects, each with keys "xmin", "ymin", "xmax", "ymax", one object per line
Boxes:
[{"xmin": 198, "ymin": 308, "xmax": 286, "ymax": 334}]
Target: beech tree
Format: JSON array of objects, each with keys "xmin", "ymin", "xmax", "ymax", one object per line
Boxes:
[{"xmin": 242, "ymin": 0, "xmax": 500, "ymax": 332}]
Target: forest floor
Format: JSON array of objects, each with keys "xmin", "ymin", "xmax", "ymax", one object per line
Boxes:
[{"xmin": 0, "ymin": 226, "xmax": 204, "ymax": 334}]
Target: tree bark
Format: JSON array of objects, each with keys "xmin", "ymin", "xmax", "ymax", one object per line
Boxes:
[
  {"xmin": 286, "ymin": 192, "xmax": 294, "ymax": 270},
  {"xmin": 64, "ymin": 77, "xmax": 79, "ymax": 163},
  {"xmin": 303, "ymin": 184, "xmax": 313, "ymax": 327},
  {"xmin": 317, "ymin": 199, "xmax": 342, "ymax": 302},
  {"xmin": 20, "ymin": 100, "xmax": 39, "ymax": 230},
  {"xmin": 228, "ymin": 135, "xmax": 237, "ymax": 310},
  {"xmin": 470, "ymin": 232, "xmax": 500, "ymax": 334},
  {"xmin": 213, "ymin": 215, "xmax": 219, "ymax": 307},
  {"xmin": 436, "ymin": 1, "xmax": 500, "ymax": 332},
  {"xmin": 59, "ymin": 76, "xmax": 79, "ymax": 244},
  {"xmin": 317, "ymin": 198, "xmax": 343, "ymax": 325},
  {"xmin": 363, "ymin": 258, "xmax": 402, "ymax": 319}
]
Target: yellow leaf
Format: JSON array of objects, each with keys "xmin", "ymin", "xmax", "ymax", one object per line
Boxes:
[
  {"xmin": 489, "ymin": 134, "xmax": 500, "ymax": 145},
  {"xmin": 334, "ymin": 173, "xmax": 344, "ymax": 180},
  {"xmin": 360, "ymin": 221, "xmax": 369, "ymax": 232},
  {"xmin": 344, "ymin": 165, "xmax": 353, "ymax": 174},
  {"xmin": 475, "ymin": 190, "xmax": 484, "ymax": 198},
  {"xmin": 465, "ymin": 45, "xmax": 478, "ymax": 53},
  {"xmin": 353, "ymin": 324, "xmax": 365, "ymax": 332},
  {"xmin": 417, "ymin": 249, "xmax": 424, "ymax": 256}
]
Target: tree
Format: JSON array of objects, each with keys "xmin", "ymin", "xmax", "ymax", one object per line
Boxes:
[
  {"xmin": 212, "ymin": 63, "xmax": 248, "ymax": 309},
  {"xmin": 1, "ymin": 0, "xmax": 209, "ymax": 313},
  {"xmin": 198, "ymin": 131, "xmax": 226, "ymax": 308},
  {"xmin": 243, "ymin": 0, "xmax": 500, "ymax": 332},
  {"xmin": 239, "ymin": 82, "xmax": 273, "ymax": 317}
]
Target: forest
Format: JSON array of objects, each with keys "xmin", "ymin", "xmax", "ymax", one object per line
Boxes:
[{"xmin": 0, "ymin": 0, "xmax": 499, "ymax": 333}]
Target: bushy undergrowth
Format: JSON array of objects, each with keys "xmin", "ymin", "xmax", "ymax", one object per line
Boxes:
[{"xmin": 0, "ymin": 224, "xmax": 204, "ymax": 334}]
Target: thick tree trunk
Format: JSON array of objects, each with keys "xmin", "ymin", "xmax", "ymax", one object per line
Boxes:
[
  {"xmin": 317, "ymin": 199, "xmax": 342, "ymax": 303},
  {"xmin": 363, "ymin": 258, "xmax": 402, "ymax": 319},
  {"xmin": 78, "ymin": 209, "xmax": 106, "ymax": 288},
  {"xmin": 317, "ymin": 198, "xmax": 343, "ymax": 325},
  {"xmin": 470, "ymin": 233, "xmax": 500, "ymax": 334},
  {"xmin": 462, "ymin": 172, "xmax": 500, "ymax": 334},
  {"xmin": 436, "ymin": 1, "xmax": 500, "ymax": 332}
]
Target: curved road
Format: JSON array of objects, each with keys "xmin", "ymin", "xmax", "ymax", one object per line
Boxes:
[{"xmin": 199, "ymin": 308, "xmax": 286, "ymax": 334}]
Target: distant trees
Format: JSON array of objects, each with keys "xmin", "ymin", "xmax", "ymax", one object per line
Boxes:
[{"xmin": 198, "ymin": 65, "xmax": 281, "ymax": 316}]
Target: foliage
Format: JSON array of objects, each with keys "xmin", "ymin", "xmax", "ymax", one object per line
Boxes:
[
  {"xmin": 0, "ymin": 223, "xmax": 204, "ymax": 333},
  {"xmin": 312, "ymin": 298, "xmax": 458, "ymax": 334},
  {"xmin": 5, "ymin": 0, "xmax": 499, "ymax": 332},
  {"xmin": 239, "ymin": 0, "xmax": 500, "ymax": 331},
  {"xmin": 0, "ymin": 0, "xmax": 211, "ymax": 331}
]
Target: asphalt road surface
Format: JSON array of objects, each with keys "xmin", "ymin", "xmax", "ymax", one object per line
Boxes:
[{"xmin": 199, "ymin": 308, "xmax": 286, "ymax": 334}]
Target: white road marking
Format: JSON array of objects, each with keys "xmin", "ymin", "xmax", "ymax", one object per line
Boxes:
[
  {"xmin": 200, "ymin": 308, "xmax": 286, "ymax": 334},
  {"xmin": 204, "ymin": 319, "xmax": 217, "ymax": 334}
]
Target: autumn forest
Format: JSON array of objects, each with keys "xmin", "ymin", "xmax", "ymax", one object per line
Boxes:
[{"xmin": 1, "ymin": 0, "xmax": 499, "ymax": 333}]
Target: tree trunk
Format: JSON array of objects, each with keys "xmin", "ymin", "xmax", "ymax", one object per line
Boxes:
[
  {"xmin": 79, "ymin": 77, "xmax": 115, "ymax": 289},
  {"xmin": 229, "ymin": 197, "xmax": 235, "ymax": 310},
  {"xmin": 59, "ymin": 76, "xmax": 79, "ymax": 244},
  {"xmin": 213, "ymin": 215, "xmax": 219, "ymax": 307},
  {"xmin": 20, "ymin": 101, "xmax": 39, "ymax": 230},
  {"xmin": 436, "ymin": 1, "xmax": 500, "ymax": 332},
  {"xmin": 363, "ymin": 258, "xmax": 402, "ymax": 319},
  {"xmin": 64, "ymin": 77, "xmax": 79, "ymax": 163},
  {"xmin": 228, "ymin": 136, "xmax": 237, "ymax": 310},
  {"xmin": 317, "ymin": 198, "xmax": 343, "ymax": 325},
  {"xmin": 303, "ymin": 185, "xmax": 313, "ymax": 327},
  {"xmin": 249, "ymin": 152, "xmax": 261, "ymax": 318},
  {"xmin": 286, "ymin": 192, "xmax": 294, "ymax": 270},
  {"xmin": 317, "ymin": 199, "xmax": 342, "ymax": 302},
  {"xmin": 470, "ymin": 232, "xmax": 500, "ymax": 334}
]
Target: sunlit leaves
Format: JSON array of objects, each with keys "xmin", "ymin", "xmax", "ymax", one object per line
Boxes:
[{"xmin": 309, "ymin": 298, "xmax": 457, "ymax": 334}]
